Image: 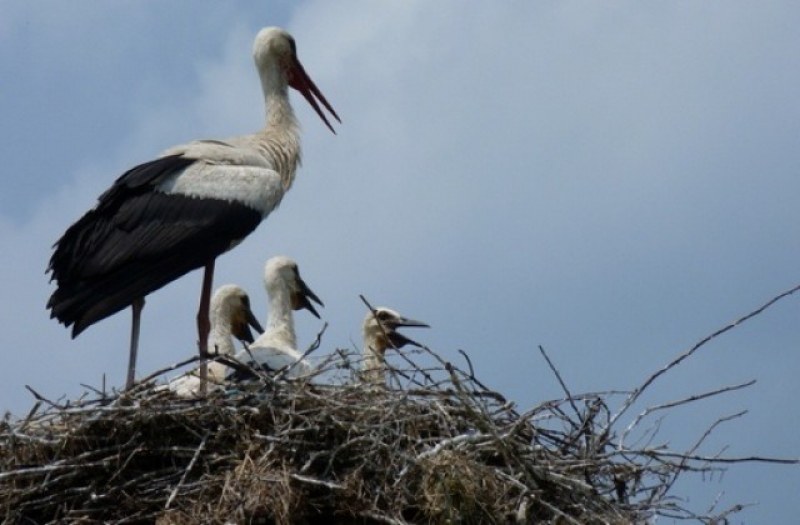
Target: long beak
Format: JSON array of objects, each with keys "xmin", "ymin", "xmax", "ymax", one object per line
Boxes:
[
  {"xmin": 232, "ymin": 307, "xmax": 264, "ymax": 344},
  {"xmin": 387, "ymin": 317, "xmax": 430, "ymax": 349},
  {"xmin": 394, "ymin": 317, "xmax": 430, "ymax": 330},
  {"xmin": 246, "ymin": 308, "xmax": 264, "ymax": 337},
  {"xmin": 388, "ymin": 332, "xmax": 422, "ymax": 349},
  {"xmin": 293, "ymin": 275, "xmax": 324, "ymax": 319},
  {"xmin": 289, "ymin": 58, "xmax": 341, "ymax": 134}
]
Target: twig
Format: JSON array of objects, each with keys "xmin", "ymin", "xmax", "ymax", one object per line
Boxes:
[
  {"xmin": 608, "ymin": 282, "xmax": 800, "ymax": 430},
  {"xmin": 289, "ymin": 473, "xmax": 344, "ymax": 490},
  {"xmin": 24, "ymin": 385, "xmax": 65, "ymax": 409},
  {"xmin": 359, "ymin": 511, "xmax": 411, "ymax": 525},
  {"xmin": 165, "ymin": 433, "xmax": 208, "ymax": 509},
  {"xmin": 136, "ymin": 354, "xmax": 203, "ymax": 386},
  {"xmin": 276, "ymin": 322, "xmax": 328, "ymax": 380},
  {"xmin": 627, "ymin": 450, "xmax": 799, "ymax": 465},
  {"xmin": 619, "ymin": 380, "xmax": 756, "ymax": 448},
  {"xmin": 538, "ymin": 345, "xmax": 582, "ymax": 425}
]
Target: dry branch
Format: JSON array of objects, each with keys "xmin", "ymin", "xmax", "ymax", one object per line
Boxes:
[{"xmin": 3, "ymin": 287, "xmax": 799, "ymax": 523}]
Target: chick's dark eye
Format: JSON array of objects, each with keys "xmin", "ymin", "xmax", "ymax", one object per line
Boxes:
[
  {"xmin": 287, "ymin": 37, "xmax": 297, "ymax": 54},
  {"xmin": 377, "ymin": 311, "xmax": 390, "ymax": 321}
]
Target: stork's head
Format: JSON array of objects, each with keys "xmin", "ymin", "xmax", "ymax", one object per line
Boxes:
[
  {"xmin": 253, "ymin": 26, "xmax": 340, "ymax": 133},
  {"xmin": 211, "ymin": 284, "xmax": 263, "ymax": 345},
  {"xmin": 362, "ymin": 307, "xmax": 430, "ymax": 355},
  {"xmin": 264, "ymin": 256, "xmax": 324, "ymax": 318}
]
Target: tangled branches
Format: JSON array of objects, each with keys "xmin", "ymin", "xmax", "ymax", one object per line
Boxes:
[{"xmin": 2, "ymin": 286, "xmax": 799, "ymax": 524}]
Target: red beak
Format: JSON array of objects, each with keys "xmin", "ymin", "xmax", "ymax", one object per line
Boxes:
[{"xmin": 288, "ymin": 58, "xmax": 341, "ymax": 134}]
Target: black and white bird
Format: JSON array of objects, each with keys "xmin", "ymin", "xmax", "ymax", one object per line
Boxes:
[
  {"xmin": 46, "ymin": 27, "xmax": 339, "ymax": 390},
  {"xmin": 361, "ymin": 307, "xmax": 429, "ymax": 385},
  {"xmin": 226, "ymin": 256, "xmax": 322, "ymax": 382},
  {"xmin": 167, "ymin": 284, "xmax": 263, "ymax": 397}
]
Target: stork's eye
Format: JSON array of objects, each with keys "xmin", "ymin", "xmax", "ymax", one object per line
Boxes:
[
  {"xmin": 242, "ymin": 295, "xmax": 250, "ymax": 307},
  {"xmin": 287, "ymin": 36, "xmax": 297, "ymax": 55},
  {"xmin": 376, "ymin": 310, "xmax": 391, "ymax": 321}
]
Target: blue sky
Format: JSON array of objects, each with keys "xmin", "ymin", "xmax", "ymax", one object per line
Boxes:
[{"xmin": 2, "ymin": 1, "xmax": 799, "ymax": 521}]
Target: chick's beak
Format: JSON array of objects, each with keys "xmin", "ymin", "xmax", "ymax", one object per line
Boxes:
[
  {"xmin": 232, "ymin": 306, "xmax": 264, "ymax": 344},
  {"xmin": 292, "ymin": 275, "xmax": 324, "ymax": 319},
  {"xmin": 386, "ymin": 316, "xmax": 430, "ymax": 349}
]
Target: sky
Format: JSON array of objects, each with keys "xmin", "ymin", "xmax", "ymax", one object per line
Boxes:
[{"xmin": 2, "ymin": 1, "xmax": 799, "ymax": 521}]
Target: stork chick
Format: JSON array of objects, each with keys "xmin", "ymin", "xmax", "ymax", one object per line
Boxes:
[
  {"xmin": 227, "ymin": 256, "xmax": 323, "ymax": 382},
  {"xmin": 168, "ymin": 284, "xmax": 263, "ymax": 397},
  {"xmin": 362, "ymin": 307, "xmax": 429, "ymax": 386}
]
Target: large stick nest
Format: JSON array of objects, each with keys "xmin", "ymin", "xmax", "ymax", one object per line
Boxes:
[{"xmin": 5, "ymin": 284, "xmax": 799, "ymax": 525}]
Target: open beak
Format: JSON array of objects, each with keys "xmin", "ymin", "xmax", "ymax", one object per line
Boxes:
[
  {"xmin": 288, "ymin": 58, "xmax": 341, "ymax": 134},
  {"xmin": 387, "ymin": 317, "xmax": 430, "ymax": 349},
  {"xmin": 232, "ymin": 306, "xmax": 264, "ymax": 344},
  {"xmin": 246, "ymin": 308, "xmax": 264, "ymax": 338},
  {"xmin": 292, "ymin": 275, "xmax": 324, "ymax": 319}
]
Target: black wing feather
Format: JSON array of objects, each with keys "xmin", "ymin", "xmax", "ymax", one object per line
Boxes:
[
  {"xmin": 48, "ymin": 154, "xmax": 195, "ymax": 281},
  {"xmin": 47, "ymin": 155, "xmax": 262, "ymax": 337}
]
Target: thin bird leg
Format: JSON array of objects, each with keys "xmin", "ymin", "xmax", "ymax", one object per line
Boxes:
[
  {"xmin": 126, "ymin": 297, "xmax": 145, "ymax": 390},
  {"xmin": 196, "ymin": 260, "xmax": 215, "ymax": 395}
]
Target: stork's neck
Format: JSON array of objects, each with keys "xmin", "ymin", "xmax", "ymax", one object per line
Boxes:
[
  {"xmin": 209, "ymin": 305, "xmax": 237, "ymax": 358},
  {"xmin": 258, "ymin": 66, "xmax": 301, "ymax": 190},
  {"xmin": 264, "ymin": 283, "xmax": 297, "ymax": 350},
  {"xmin": 362, "ymin": 336, "xmax": 387, "ymax": 386},
  {"xmin": 209, "ymin": 325, "xmax": 237, "ymax": 358},
  {"xmin": 208, "ymin": 305, "xmax": 238, "ymax": 383},
  {"xmin": 264, "ymin": 89, "xmax": 299, "ymax": 135}
]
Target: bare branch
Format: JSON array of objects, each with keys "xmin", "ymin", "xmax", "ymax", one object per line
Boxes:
[
  {"xmin": 165, "ymin": 433, "xmax": 208, "ymax": 509},
  {"xmin": 609, "ymin": 282, "xmax": 800, "ymax": 429}
]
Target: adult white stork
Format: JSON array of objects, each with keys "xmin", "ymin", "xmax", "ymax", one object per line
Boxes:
[
  {"xmin": 46, "ymin": 27, "xmax": 339, "ymax": 390},
  {"xmin": 226, "ymin": 256, "xmax": 322, "ymax": 382},
  {"xmin": 167, "ymin": 284, "xmax": 263, "ymax": 397},
  {"xmin": 361, "ymin": 307, "xmax": 429, "ymax": 386}
]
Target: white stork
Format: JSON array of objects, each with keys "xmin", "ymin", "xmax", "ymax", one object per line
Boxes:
[
  {"xmin": 226, "ymin": 256, "xmax": 322, "ymax": 382},
  {"xmin": 46, "ymin": 27, "xmax": 339, "ymax": 390},
  {"xmin": 361, "ymin": 307, "xmax": 429, "ymax": 385},
  {"xmin": 167, "ymin": 284, "xmax": 263, "ymax": 397}
]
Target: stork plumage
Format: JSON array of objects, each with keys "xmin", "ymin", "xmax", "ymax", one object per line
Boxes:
[
  {"xmin": 361, "ymin": 307, "xmax": 429, "ymax": 386},
  {"xmin": 167, "ymin": 284, "xmax": 263, "ymax": 397},
  {"xmin": 226, "ymin": 256, "xmax": 322, "ymax": 382},
  {"xmin": 46, "ymin": 27, "xmax": 339, "ymax": 390}
]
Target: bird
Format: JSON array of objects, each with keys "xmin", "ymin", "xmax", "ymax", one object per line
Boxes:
[
  {"xmin": 361, "ymin": 307, "xmax": 429, "ymax": 386},
  {"xmin": 226, "ymin": 256, "xmax": 323, "ymax": 383},
  {"xmin": 46, "ymin": 27, "xmax": 339, "ymax": 390},
  {"xmin": 166, "ymin": 284, "xmax": 263, "ymax": 397}
]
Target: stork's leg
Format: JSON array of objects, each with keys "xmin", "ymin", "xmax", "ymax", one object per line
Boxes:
[
  {"xmin": 197, "ymin": 260, "xmax": 215, "ymax": 395},
  {"xmin": 126, "ymin": 297, "xmax": 145, "ymax": 390}
]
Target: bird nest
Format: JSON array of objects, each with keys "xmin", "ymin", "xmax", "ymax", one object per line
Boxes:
[{"xmin": 4, "ymin": 285, "xmax": 799, "ymax": 525}]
